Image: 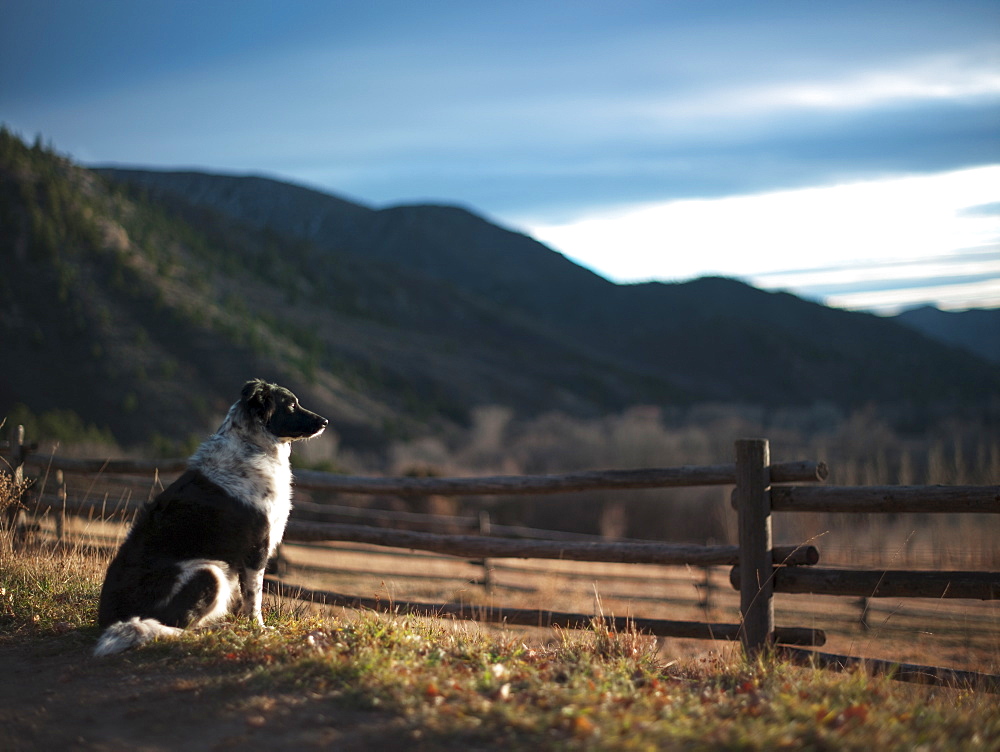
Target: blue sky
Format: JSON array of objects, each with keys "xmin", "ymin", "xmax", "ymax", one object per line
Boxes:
[{"xmin": 2, "ymin": 1, "xmax": 998, "ymax": 312}]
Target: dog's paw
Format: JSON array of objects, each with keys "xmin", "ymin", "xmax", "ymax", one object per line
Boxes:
[{"xmin": 252, "ymin": 614, "xmax": 273, "ymax": 630}]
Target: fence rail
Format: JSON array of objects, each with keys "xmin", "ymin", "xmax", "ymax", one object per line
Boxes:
[
  {"xmin": 778, "ymin": 647, "xmax": 1000, "ymax": 693},
  {"xmin": 21, "ymin": 455, "xmax": 188, "ymax": 475},
  {"xmin": 769, "ymin": 485, "xmax": 1000, "ymax": 514},
  {"xmin": 283, "ymin": 519, "xmax": 820, "ymax": 566},
  {"xmin": 731, "ymin": 567, "xmax": 999, "ymax": 600},
  {"xmin": 291, "ymin": 460, "xmax": 827, "ymax": 495},
  {"xmin": 261, "ymin": 579, "xmax": 824, "ymax": 646}
]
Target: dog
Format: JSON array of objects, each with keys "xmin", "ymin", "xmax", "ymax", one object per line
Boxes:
[{"xmin": 94, "ymin": 379, "xmax": 328, "ymax": 656}]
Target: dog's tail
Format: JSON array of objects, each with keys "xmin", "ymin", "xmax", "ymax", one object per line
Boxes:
[{"xmin": 94, "ymin": 617, "xmax": 184, "ymax": 657}]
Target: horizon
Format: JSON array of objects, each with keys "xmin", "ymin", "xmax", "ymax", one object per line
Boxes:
[{"xmin": 2, "ymin": 1, "xmax": 998, "ymax": 313}]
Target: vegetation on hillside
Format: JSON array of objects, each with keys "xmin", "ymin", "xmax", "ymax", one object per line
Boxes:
[{"xmin": 1, "ymin": 403, "xmax": 116, "ymax": 449}]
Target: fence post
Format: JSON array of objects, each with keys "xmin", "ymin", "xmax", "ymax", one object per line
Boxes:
[
  {"xmin": 857, "ymin": 597, "xmax": 871, "ymax": 631},
  {"xmin": 697, "ymin": 566, "xmax": 714, "ymax": 613},
  {"xmin": 5, "ymin": 425, "xmax": 29, "ymax": 541},
  {"xmin": 735, "ymin": 438, "xmax": 773, "ymax": 655},
  {"xmin": 479, "ymin": 511, "xmax": 494, "ymax": 595},
  {"xmin": 9, "ymin": 424, "xmax": 25, "ymax": 487},
  {"xmin": 54, "ymin": 470, "xmax": 67, "ymax": 543}
]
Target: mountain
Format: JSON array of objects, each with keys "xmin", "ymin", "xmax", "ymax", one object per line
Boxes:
[
  {"xmin": 97, "ymin": 166, "xmax": 1000, "ymax": 409},
  {"xmin": 894, "ymin": 306, "xmax": 1000, "ymax": 364},
  {"xmin": 2, "ymin": 129, "xmax": 998, "ymax": 454}
]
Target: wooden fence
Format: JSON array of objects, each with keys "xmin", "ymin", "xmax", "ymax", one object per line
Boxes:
[
  {"xmin": 725, "ymin": 439, "xmax": 999, "ymax": 691},
  {"xmin": 3, "ymin": 430, "xmax": 998, "ymax": 690}
]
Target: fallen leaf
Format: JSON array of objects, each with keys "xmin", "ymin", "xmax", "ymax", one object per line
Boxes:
[{"xmin": 572, "ymin": 716, "xmax": 597, "ymax": 737}]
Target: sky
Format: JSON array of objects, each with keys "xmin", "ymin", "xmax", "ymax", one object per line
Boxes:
[{"xmin": 2, "ymin": 1, "xmax": 998, "ymax": 313}]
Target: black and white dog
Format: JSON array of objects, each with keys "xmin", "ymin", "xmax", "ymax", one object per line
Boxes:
[{"xmin": 94, "ymin": 379, "xmax": 328, "ymax": 656}]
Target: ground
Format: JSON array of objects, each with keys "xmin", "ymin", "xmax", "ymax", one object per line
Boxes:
[{"xmin": 0, "ymin": 637, "xmax": 420, "ymax": 752}]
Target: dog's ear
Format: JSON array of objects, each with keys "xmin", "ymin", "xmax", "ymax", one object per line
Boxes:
[{"xmin": 241, "ymin": 379, "xmax": 275, "ymax": 424}]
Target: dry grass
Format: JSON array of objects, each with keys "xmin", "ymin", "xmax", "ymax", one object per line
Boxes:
[
  {"xmin": 0, "ymin": 462, "xmax": 1000, "ymax": 752},
  {"xmin": 4, "ymin": 450, "xmax": 1000, "ymax": 748},
  {"xmin": 1, "ymin": 511, "xmax": 999, "ymax": 749},
  {"xmin": 0, "ymin": 474, "xmax": 108, "ymax": 637}
]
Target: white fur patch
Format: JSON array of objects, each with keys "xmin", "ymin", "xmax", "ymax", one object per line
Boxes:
[
  {"xmin": 158, "ymin": 559, "xmax": 237, "ymax": 627},
  {"xmin": 93, "ymin": 617, "xmax": 184, "ymax": 657}
]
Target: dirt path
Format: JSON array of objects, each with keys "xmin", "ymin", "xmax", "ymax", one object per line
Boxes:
[{"xmin": 0, "ymin": 636, "xmax": 421, "ymax": 752}]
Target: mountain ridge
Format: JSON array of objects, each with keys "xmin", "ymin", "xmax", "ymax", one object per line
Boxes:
[{"xmin": 894, "ymin": 305, "xmax": 999, "ymax": 364}]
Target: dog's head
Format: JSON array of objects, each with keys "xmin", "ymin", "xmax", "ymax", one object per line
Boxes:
[{"xmin": 240, "ymin": 379, "xmax": 328, "ymax": 442}]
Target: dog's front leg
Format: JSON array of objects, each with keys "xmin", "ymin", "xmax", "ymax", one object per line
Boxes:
[{"xmin": 238, "ymin": 567, "xmax": 267, "ymax": 628}]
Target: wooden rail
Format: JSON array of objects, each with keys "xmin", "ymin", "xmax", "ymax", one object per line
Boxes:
[
  {"xmin": 769, "ymin": 485, "xmax": 999, "ymax": 514},
  {"xmin": 731, "ymin": 567, "xmax": 999, "ymax": 600},
  {"xmin": 778, "ymin": 647, "xmax": 1000, "ymax": 693},
  {"xmin": 293, "ymin": 460, "xmax": 827, "ymax": 494},
  {"xmin": 283, "ymin": 519, "xmax": 819, "ymax": 566},
  {"xmin": 262, "ymin": 579, "xmax": 825, "ymax": 646},
  {"xmin": 21, "ymin": 455, "xmax": 187, "ymax": 475},
  {"xmin": 16, "ymin": 454, "xmax": 826, "ymax": 491}
]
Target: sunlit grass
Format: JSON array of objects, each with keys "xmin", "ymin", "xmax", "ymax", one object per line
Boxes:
[
  {"xmin": 2, "ymin": 512, "xmax": 997, "ymax": 751},
  {"xmin": 143, "ymin": 608, "xmax": 1000, "ymax": 749},
  {"xmin": 0, "ymin": 473, "xmax": 102, "ymax": 638}
]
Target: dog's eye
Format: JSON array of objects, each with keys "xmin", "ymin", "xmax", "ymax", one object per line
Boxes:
[{"xmin": 287, "ymin": 404, "xmax": 296, "ymax": 413}]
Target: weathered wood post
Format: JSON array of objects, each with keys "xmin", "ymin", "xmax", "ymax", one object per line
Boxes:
[
  {"xmin": 857, "ymin": 596, "xmax": 871, "ymax": 632},
  {"xmin": 735, "ymin": 438, "xmax": 774, "ymax": 655},
  {"xmin": 9, "ymin": 424, "xmax": 25, "ymax": 486},
  {"xmin": 697, "ymin": 566, "xmax": 714, "ymax": 613},
  {"xmin": 6, "ymin": 425, "xmax": 29, "ymax": 541},
  {"xmin": 478, "ymin": 510, "xmax": 494, "ymax": 595},
  {"xmin": 54, "ymin": 470, "xmax": 67, "ymax": 543}
]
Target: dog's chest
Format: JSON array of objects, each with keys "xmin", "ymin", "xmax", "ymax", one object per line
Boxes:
[
  {"xmin": 239, "ymin": 457, "xmax": 292, "ymax": 556},
  {"xmin": 195, "ymin": 443, "xmax": 294, "ymax": 556},
  {"xmin": 261, "ymin": 462, "xmax": 293, "ymax": 555}
]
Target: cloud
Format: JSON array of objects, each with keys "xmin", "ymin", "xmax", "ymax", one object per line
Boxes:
[
  {"xmin": 709, "ymin": 52, "xmax": 1000, "ymax": 112},
  {"xmin": 822, "ymin": 278, "xmax": 1000, "ymax": 313},
  {"xmin": 523, "ymin": 166, "xmax": 1000, "ymax": 312},
  {"xmin": 526, "ymin": 166, "xmax": 1000, "ymax": 273},
  {"xmin": 749, "ymin": 246, "xmax": 1000, "ymax": 311},
  {"xmin": 959, "ymin": 202, "xmax": 1000, "ymax": 218},
  {"xmin": 1, "ymin": 0, "xmax": 995, "ymax": 226},
  {"xmin": 245, "ymin": 51, "xmax": 1000, "ymax": 215}
]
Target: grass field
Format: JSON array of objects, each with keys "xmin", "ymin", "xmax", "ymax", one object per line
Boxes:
[
  {"xmin": 2, "ymin": 510, "xmax": 999, "ymax": 749},
  {"xmin": 2, "ymin": 546, "xmax": 998, "ymax": 750}
]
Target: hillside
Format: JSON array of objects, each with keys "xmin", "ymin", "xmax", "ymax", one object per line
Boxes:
[
  {"xmin": 2, "ymin": 130, "xmax": 998, "ymax": 454},
  {"xmin": 895, "ymin": 305, "xmax": 1000, "ymax": 364}
]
